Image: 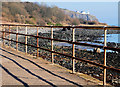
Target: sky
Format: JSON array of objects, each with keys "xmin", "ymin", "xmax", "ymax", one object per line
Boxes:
[{"xmin": 21, "ymin": 0, "xmax": 119, "ymax": 26}]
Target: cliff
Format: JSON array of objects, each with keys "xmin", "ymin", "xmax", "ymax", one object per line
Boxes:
[{"xmin": 63, "ymin": 10, "xmax": 98, "ymax": 22}]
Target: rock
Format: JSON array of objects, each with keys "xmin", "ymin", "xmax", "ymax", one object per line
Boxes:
[
  {"xmin": 112, "ymin": 79, "xmax": 120, "ymax": 84},
  {"xmin": 62, "ymin": 27, "xmax": 67, "ymax": 31},
  {"xmin": 62, "ymin": 27, "xmax": 71, "ymax": 31},
  {"xmin": 93, "ymin": 48, "xmax": 101, "ymax": 53},
  {"xmin": 63, "ymin": 9, "xmax": 98, "ymax": 22}
]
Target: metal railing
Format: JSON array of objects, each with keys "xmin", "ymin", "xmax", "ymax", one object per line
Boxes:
[{"xmin": 0, "ymin": 24, "xmax": 120, "ymax": 85}]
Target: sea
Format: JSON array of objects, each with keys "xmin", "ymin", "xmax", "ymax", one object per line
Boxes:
[{"xmin": 54, "ymin": 34, "xmax": 120, "ymax": 52}]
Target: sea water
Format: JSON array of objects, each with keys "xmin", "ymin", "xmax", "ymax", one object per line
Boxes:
[
  {"xmin": 54, "ymin": 34, "xmax": 120, "ymax": 52},
  {"xmin": 96, "ymin": 34, "xmax": 120, "ymax": 43}
]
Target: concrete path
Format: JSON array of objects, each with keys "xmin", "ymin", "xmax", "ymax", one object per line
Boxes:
[{"xmin": 0, "ymin": 46, "xmax": 98, "ymax": 86}]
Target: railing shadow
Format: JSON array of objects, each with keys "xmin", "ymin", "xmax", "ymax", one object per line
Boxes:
[
  {"xmin": 0, "ymin": 48, "xmax": 83, "ymax": 87},
  {"xmin": 0, "ymin": 64, "xmax": 29, "ymax": 87},
  {"xmin": 0, "ymin": 54, "xmax": 57, "ymax": 87}
]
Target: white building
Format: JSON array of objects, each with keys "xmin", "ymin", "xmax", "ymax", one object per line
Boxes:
[
  {"xmin": 76, "ymin": 11, "xmax": 80, "ymax": 13},
  {"xmin": 76, "ymin": 11, "xmax": 90, "ymax": 14},
  {"xmin": 81, "ymin": 11, "xmax": 86, "ymax": 14},
  {"xmin": 86, "ymin": 11, "xmax": 90, "ymax": 14}
]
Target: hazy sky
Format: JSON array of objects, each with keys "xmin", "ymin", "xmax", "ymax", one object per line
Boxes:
[
  {"xmin": 21, "ymin": 0, "xmax": 119, "ymax": 2},
  {"xmin": 21, "ymin": 0, "xmax": 119, "ymax": 26},
  {"xmin": 46, "ymin": 2, "xmax": 118, "ymax": 26}
]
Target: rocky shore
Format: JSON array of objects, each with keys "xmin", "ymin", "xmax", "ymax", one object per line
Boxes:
[{"xmin": 4, "ymin": 27, "xmax": 120, "ymax": 86}]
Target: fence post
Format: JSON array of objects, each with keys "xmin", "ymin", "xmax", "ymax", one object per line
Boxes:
[
  {"xmin": 25, "ymin": 26, "xmax": 27, "ymax": 54},
  {"xmin": 37, "ymin": 27, "xmax": 39, "ymax": 57},
  {"xmin": 103, "ymin": 26, "xmax": 107, "ymax": 85},
  {"xmin": 72, "ymin": 28, "xmax": 75, "ymax": 73},
  {"xmin": 2, "ymin": 25, "xmax": 5, "ymax": 46},
  {"xmin": 16, "ymin": 26, "xmax": 18, "ymax": 51},
  {"xmin": 51, "ymin": 27, "xmax": 54, "ymax": 64},
  {"xmin": 9, "ymin": 26, "xmax": 11, "ymax": 47}
]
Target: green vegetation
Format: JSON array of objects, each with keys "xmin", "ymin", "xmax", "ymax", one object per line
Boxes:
[
  {"xmin": 88, "ymin": 21, "xmax": 98, "ymax": 25},
  {"xmin": 2, "ymin": 2, "xmax": 98, "ymax": 25},
  {"xmin": 47, "ymin": 22, "xmax": 54, "ymax": 26},
  {"xmin": 55, "ymin": 23, "xmax": 63, "ymax": 26}
]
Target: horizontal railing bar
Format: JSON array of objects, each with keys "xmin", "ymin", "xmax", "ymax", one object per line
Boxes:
[
  {"xmin": 1, "ymin": 24, "xmax": 120, "ymax": 30},
  {"xmin": 104, "ymin": 46, "xmax": 120, "ymax": 52},
  {"xmin": 1, "ymin": 31, "xmax": 120, "ymax": 52},
  {"xmin": 2, "ymin": 37, "xmax": 120, "ymax": 73},
  {"xmin": 2, "ymin": 31, "xmax": 104, "ymax": 48}
]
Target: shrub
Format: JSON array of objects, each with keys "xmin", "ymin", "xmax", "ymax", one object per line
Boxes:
[
  {"xmin": 72, "ymin": 18, "xmax": 80, "ymax": 25},
  {"xmin": 55, "ymin": 23, "xmax": 63, "ymax": 26},
  {"xmin": 47, "ymin": 22, "xmax": 54, "ymax": 25},
  {"xmin": 25, "ymin": 20, "xmax": 34, "ymax": 24},
  {"xmin": 88, "ymin": 21, "xmax": 97, "ymax": 25}
]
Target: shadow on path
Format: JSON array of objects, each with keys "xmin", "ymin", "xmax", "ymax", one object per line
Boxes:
[
  {"xmin": 0, "ymin": 48, "xmax": 83, "ymax": 87},
  {"xmin": 0, "ymin": 64, "xmax": 29, "ymax": 87},
  {"xmin": 0, "ymin": 54, "xmax": 56, "ymax": 87}
]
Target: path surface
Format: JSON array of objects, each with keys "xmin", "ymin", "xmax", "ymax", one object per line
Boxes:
[{"xmin": 0, "ymin": 46, "xmax": 98, "ymax": 86}]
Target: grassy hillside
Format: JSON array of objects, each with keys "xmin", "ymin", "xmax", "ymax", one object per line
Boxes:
[{"xmin": 2, "ymin": 2, "xmax": 99, "ymax": 26}]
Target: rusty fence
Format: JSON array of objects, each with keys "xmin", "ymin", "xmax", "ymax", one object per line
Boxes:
[{"xmin": 0, "ymin": 24, "xmax": 120, "ymax": 85}]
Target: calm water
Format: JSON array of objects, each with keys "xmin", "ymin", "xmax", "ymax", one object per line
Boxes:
[
  {"xmin": 96, "ymin": 34, "xmax": 120, "ymax": 43},
  {"xmin": 54, "ymin": 34, "xmax": 120, "ymax": 52}
]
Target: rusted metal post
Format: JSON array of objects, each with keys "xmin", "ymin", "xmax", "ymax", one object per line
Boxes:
[
  {"xmin": 16, "ymin": 26, "xmax": 18, "ymax": 51},
  {"xmin": 9, "ymin": 26, "xmax": 11, "ymax": 47},
  {"xmin": 2, "ymin": 25, "xmax": 5, "ymax": 46},
  {"xmin": 103, "ymin": 26, "xmax": 107, "ymax": 85},
  {"xmin": 37, "ymin": 27, "xmax": 39, "ymax": 57},
  {"xmin": 51, "ymin": 27, "xmax": 54, "ymax": 64},
  {"xmin": 25, "ymin": 26, "xmax": 27, "ymax": 54},
  {"xmin": 72, "ymin": 28, "xmax": 75, "ymax": 73}
]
